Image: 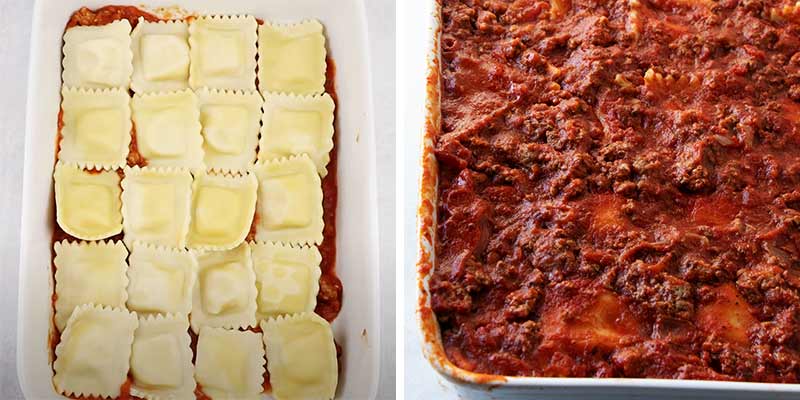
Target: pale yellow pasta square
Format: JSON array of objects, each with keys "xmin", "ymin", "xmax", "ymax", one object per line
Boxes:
[
  {"xmin": 189, "ymin": 16, "xmax": 257, "ymax": 90},
  {"xmin": 251, "ymin": 242, "xmax": 321, "ymax": 321},
  {"xmin": 54, "ymin": 240, "xmax": 129, "ymax": 332},
  {"xmin": 130, "ymin": 314, "xmax": 195, "ymax": 400},
  {"xmin": 62, "ymin": 19, "xmax": 133, "ymax": 89},
  {"xmin": 195, "ymin": 328, "xmax": 264, "ymax": 400},
  {"xmin": 54, "ymin": 305, "xmax": 138, "ymax": 399},
  {"xmin": 258, "ymin": 20, "xmax": 326, "ymax": 95},
  {"xmin": 191, "ymin": 243, "xmax": 257, "ymax": 333},
  {"xmin": 121, "ymin": 167, "xmax": 192, "ymax": 247},
  {"xmin": 253, "ymin": 155, "xmax": 323, "ymax": 245},
  {"xmin": 59, "ymin": 87, "xmax": 131, "ymax": 169},
  {"xmin": 187, "ymin": 172, "xmax": 257, "ymax": 250},
  {"xmin": 131, "ymin": 89, "xmax": 203, "ymax": 169},
  {"xmin": 54, "ymin": 163, "xmax": 123, "ymax": 241},
  {"xmin": 261, "ymin": 313, "xmax": 337, "ymax": 400},
  {"xmin": 131, "ymin": 18, "xmax": 190, "ymax": 93},
  {"xmin": 196, "ymin": 88, "xmax": 262, "ymax": 172},
  {"xmin": 259, "ymin": 92, "xmax": 335, "ymax": 177},
  {"xmin": 126, "ymin": 242, "xmax": 197, "ymax": 316}
]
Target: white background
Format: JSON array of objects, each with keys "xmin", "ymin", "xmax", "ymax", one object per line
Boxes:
[
  {"xmin": 0, "ymin": 0, "xmax": 395, "ymax": 399},
  {"xmin": 397, "ymin": 0, "xmax": 459, "ymax": 398}
]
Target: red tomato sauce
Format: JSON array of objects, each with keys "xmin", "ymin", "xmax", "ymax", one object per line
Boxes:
[{"xmin": 432, "ymin": 0, "xmax": 800, "ymax": 382}]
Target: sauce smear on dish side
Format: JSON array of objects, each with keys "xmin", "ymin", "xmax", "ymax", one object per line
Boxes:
[
  {"xmin": 50, "ymin": 6, "xmax": 343, "ymax": 399},
  {"xmin": 432, "ymin": 0, "xmax": 800, "ymax": 382}
]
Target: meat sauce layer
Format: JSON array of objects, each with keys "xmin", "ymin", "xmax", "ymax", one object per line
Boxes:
[{"xmin": 433, "ymin": 0, "xmax": 800, "ymax": 382}]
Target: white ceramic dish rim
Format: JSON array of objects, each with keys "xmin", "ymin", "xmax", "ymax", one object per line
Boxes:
[
  {"xmin": 17, "ymin": 1, "xmax": 381, "ymax": 399},
  {"xmin": 414, "ymin": 0, "xmax": 800, "ymax": 395}
]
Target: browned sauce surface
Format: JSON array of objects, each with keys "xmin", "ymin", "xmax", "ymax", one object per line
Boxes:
[
  {"xmin": 432, "ymin": 0, "xmax": 800, "ymax": 382},
  {"xmin": 51, "ymin": 6, "xmax": 342, "ymax": 399}
]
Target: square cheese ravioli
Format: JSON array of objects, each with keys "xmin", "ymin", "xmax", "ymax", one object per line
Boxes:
[
  {"xmin": 259, "ymin": 93, "xmax": 335, "ymax": 176},
  {"xmin": 54, "ymin": 240, "xmax": 129, "ymax": 332},
  {"xmin": 191, "ymin": 243, "xmax": 257, "ymax": 332},
  {"xmin": 197, "ymin": 88, "xmax": 262, "ymax": 172},
  {"xmin": 131, "ymin": 18, "xmax": 190, "ymax": 93},
  {"xmin": 130, "ymin": 314, "xmax": 195, "ymax": 400},
  {"xmin": 59, "ymin": 86, "xmax": 131, "ymax": 169},
  {"xmin": 62, "ymin": 19, "xmax": 133, "ymax": 89},
  {"xmin": 131, "ymin": 89, "xmax": 203, "ymax": 169},
  {"xmin": 251, "ymin": 242, "xmax": 321, "ymax": 321},
  {"xmin": 53, "ymin": 304, "xmax": 137, "ymax": 399},
  {"xmin": 258, "ymin": 20, "xmax": 326, "ymax": 95},
  {"xmin": 195, "ymin": 328, "xmax": 264, "ymax": 400},
  {"xmin": 187, "ymin": 171, "xmax": 257, "ymax": 249},
  {"xmin": 189, "ymin": 15, "xmax": 257, "ymax": 91},
  {"xmin": 127, "ymin": 242, "xmax": 197, "ymax": 316},
  {"xmin": 253, "ymin": 155, "xmax": 323, "ymax": 245},
  {"xmin": 261, "ymin": 313, "xmax": 337, "ymax": 400},
  {"xmin": 121, "ymin": 166, "xmax": 192, "ymax": 247},
  {"xmin": 54, "ymin": 163, "xmax": 123, "ymax": 241}
]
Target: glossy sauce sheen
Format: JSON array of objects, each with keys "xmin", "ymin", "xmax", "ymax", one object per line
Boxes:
[
  {"xmin": 433, "ymin": 0, "xmax": 800, "ymax": 381},
  {"xmin": 51, "ymin": 6, "xmax": 342, "ymax": 399}
]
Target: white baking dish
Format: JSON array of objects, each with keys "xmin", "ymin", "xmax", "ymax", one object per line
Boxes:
[
  {"xmin": 414, "ymin": 2, "xmax": 800, "ymax": 399},
  {"xmin": 17, "ymin": 1, "xmax": 380, "ymax": 399}
]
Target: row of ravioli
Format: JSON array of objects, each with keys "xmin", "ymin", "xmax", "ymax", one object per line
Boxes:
[
  {"xmin": 52, "ymin": 240, "xmax": 334, "ymax": 400},
  {"xmin": 65, "ymin": 16, "xmax": 326, "ymax": 95},
  {"xmin": 55, "ymin": 153, "xmax": 323, "ymax": 249},
  {"xmin": 54, "ymin": 307, "xmax": 335, "ymax": 400},
  {"xmin": 59, "ymin": 86, "xmax": 334, "ymax": 174}
]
